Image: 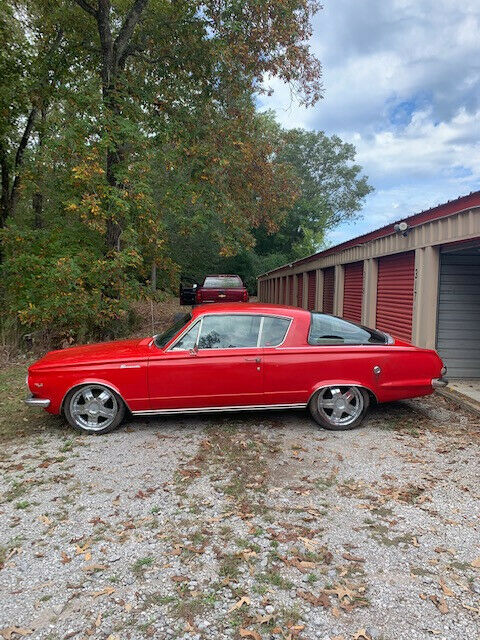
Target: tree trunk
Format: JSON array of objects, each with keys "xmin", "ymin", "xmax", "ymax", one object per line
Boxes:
[
  {"xmin": 74, "ymin": 0, "xmax": 149, "ymax": 253},
  {"xmin": 151, "ymin": 261, "xmax": 157, "ymax": 291}
]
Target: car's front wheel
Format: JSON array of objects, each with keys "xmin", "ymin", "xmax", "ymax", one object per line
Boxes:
[
  {"xmin": 64, "ymin": 384, "xmax": 125, "ymax": 434},
  {"xmin": 309, "ymin": 385, "xmax": 369, "ymax": 430}
]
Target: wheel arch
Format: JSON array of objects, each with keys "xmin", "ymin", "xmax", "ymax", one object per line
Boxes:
[
  {"xmin": 60, "ymin": 380, "xmax": 132, "ymax": 415},
  {"xmin": 307, "ymin": 381, "xmax": 378, "ymax": 406}
]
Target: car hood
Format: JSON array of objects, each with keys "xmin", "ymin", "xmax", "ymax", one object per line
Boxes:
[{"xmin": 30, "ymin": 337, "xmax": 152, "ymax": 370}]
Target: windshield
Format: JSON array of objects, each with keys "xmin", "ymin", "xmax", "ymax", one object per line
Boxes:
[
  {"xmin": 203, "ymin": 276, "xmax": 243, "ymax": 288},
  {"xmin": 154, "ymin": 314, "xmax": 191, "ymax": 348}
]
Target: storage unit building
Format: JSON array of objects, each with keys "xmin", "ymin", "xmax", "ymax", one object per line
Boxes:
[{"xmin": 257, "ymin": 191, "xmax": 480, "ymax": 378}]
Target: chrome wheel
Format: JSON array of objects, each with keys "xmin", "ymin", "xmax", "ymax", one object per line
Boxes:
[
  {"xmin": 316, "ymin": 386, "xmax": 364, "ymax": 427},
  {"xmin": 69, "ymin": 385, "xmax": 118, "ymax": 432}
]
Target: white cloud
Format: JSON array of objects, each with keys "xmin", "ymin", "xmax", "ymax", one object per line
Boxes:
[{"xmin": 259, "ymin": 0, "xmax": 480, "ymax": 246}]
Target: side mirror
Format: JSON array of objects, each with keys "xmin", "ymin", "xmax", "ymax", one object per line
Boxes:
[{"xmin": 192, "ymin": 283, "xmax": 198, "ymax": 289}]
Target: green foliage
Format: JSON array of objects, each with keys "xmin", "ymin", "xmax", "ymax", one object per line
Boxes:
[
  {"xmin": 0, "ymin": 226, "xmax": 141, "ymax": 341},
  {"xmin": 0, "ymin": 0, "xmax": 370, "ymax": 343}
]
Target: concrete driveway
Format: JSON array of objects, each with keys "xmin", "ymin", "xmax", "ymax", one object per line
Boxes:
[{"xmin": 1, "ymin": 394, "xmax": 479, "ymax": 640}]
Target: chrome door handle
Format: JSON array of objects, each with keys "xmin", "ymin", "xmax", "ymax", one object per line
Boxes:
[{"xmin": 244, "ymin": 357, "xmax": 261, "ymax": 363}]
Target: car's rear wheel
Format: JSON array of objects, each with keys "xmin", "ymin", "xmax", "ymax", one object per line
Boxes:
[
  {"xmin": 309, "ymin": 385, "xmax": 369, "ymax": 430},
  {"xmin": 64, "ymin": 384, "xmax": 125, "ymax": 434}
]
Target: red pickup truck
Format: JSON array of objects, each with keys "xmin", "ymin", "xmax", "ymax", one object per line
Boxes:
[{"xmin": 195, "ymin": 274, "xmax": 249, "ymax": 304}]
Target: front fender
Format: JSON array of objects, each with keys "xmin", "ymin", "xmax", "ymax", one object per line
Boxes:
[{"xmin": 59, "ymin": 378, "xmax": 132, "ymax": 414}]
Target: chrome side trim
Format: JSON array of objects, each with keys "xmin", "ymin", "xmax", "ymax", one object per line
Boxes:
[
  {"xmin": 25, "ymin": 395, "xmax": 50, "ymax": 408},
  {"xmin": 132, "ymin": 402, "xmax": 306, "ymax": 417},
  {"xmin": 432, "ymin": 377, "xmax": 448, "ymax": 388}
]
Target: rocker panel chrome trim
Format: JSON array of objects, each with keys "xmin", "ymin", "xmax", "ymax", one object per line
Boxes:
[{"xmin": 132, "ymin": 403, "xmax": 306, "ymax": 417}]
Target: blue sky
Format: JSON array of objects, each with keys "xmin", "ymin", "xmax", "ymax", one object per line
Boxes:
[{"xmin": 258, "ymin": 0, "xmax": 480, "ymax": 246}]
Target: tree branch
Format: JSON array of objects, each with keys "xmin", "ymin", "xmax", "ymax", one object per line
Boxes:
[
  {"xmin": 114, "ymin": 0, "xmax": 149, "ymax": 65},
  {"xmin": 14, "ymin": 107, "xmax": 38, "ymax": 171},
  {"xmin": 73, "ymin": 0, "xmax": 97, "ymax": 17}
]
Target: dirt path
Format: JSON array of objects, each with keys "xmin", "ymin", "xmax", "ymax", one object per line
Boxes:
[{"xmin": 1, "ymin": 395, "xmax": 479, "ymax": 640}]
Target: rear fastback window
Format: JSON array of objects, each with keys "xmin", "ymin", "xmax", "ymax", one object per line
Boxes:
[
  {"xmin": 308, "ymin": 313, "xmax": 387, "ymax": 345},
  {"xmin": 203, "ymin": 276, "xmax": 243, "ymax": 288}
]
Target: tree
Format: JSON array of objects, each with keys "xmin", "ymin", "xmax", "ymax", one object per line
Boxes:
[
  {"xmin": 254, "ymin": 128, "xmax": 373, "ymax": 262},
  {"xmin": 0, "ymin": 3, "xmax": 66, "ymax": 228}
]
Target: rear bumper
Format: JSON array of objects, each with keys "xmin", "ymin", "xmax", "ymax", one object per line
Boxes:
[
  {"xmin": 25, "ymin": 394, "xmax": 50, "ymax": 408},
  {"xmin": 432, "ymin": 377, "xmax": 449, "ymax": 389}
]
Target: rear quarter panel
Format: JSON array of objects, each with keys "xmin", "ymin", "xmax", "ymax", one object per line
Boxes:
[{"xmin": 263, "ymin": 321, "xmax": 443, "ymax": 404}]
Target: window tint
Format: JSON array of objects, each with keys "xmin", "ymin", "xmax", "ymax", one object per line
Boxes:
[
  {"xmin": 260, "ymin": 316, "xmax": 291, "ymax": 347},
  {"xmin": 170, "ymin": 321, "xmax": 200, "ymax": 351},
  {"xmin": 203, "ymin": 276, "xmax": 243, "ymax": 288},
  {"xmin": 198, "ymin": 315, "xmax": 261, "ymax": 349},
  {"xmin": 308, "ymin": 314, "xmax": 387, "ymax": 345}
]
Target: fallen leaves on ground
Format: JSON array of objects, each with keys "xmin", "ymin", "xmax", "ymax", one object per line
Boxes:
[
  {"xmin": 239, "ymin": 629, "xmax": 261, "ymax": 639},
  {"xmin": 91, "ymin": 586, "xmax": 115, "ymax": 598},
  {"xmin": 228, "ymin": 596, "xmax": 250, "ymax": 612},
  {"xmin": 0, "ymin": 629, "xmax": 33, "ymax": 640},
  {"xmin": 429, "ymin": 595, "xmax": 449, "ymax": 614},
  {"xmin": 297, "ymin": 590, "xmax": 330, "ymax": 608}
]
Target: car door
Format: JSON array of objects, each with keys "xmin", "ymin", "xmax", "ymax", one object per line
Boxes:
[{"xmin": 147, "ymin": 313, "xmax": 264, "ymax": 410}]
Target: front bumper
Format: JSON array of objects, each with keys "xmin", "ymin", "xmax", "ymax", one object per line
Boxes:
[
  {"xmin": 25, "ymin": 394, "xmax": 50, "ymax": 408},
  {"xmin": 432, "ymin": 377, "xmax": 449, "ymax": 389}
]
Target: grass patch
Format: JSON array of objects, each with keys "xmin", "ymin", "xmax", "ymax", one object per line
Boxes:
[
  {"xmin": 258, "ymin": 571, "xmax": 293, "ymax": 590},
  {"xmin": 131, "ymin": 556, "xmax": 154, "ymax": 578},
  {"xmin": 0, "ymin": 364, "xmax": 62, "ymax": 441}
]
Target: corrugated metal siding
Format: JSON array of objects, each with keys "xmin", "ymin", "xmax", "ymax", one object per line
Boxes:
[
  {"xmin": 322, "ymin": 267, "xmax": 335, "ymax": 314},
  {"xmin": 307, "ymin": 271, "xmax": 316, "ymax": 310},
  {"xmin": 297, "ymin": 274, "xmax": 303, "ymax": 307},
  {"xmin": 376, "ymin": 252, "xmax": 415, "ymax": 341},
  {"xmin": 288, "ymin": 275, "xmax": 294, "ymax": 305},
  {"xmin": 343, "ymin": 262, "xmax": 363, "ymax": 323},
  {"xmin": 437, "ymin": 253, "xmax": 480, "ymax": 377}
]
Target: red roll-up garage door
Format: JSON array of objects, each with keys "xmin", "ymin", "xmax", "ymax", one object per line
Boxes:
[
  {"xmin": 376, "ymin": 252, "xmax": 415, "ymax": 342},
  {"xmin": 323, "ymin": 267, "xmax": 335, "ymax": 314},
  {"xmin": 343, "ymin": 261, "xmax": 363, "ymax": 323},
  {"xmin": 297, "ymin": 273, "xmax": 303, "ymax": 307},
  {"xmin": 307, "ymin": 270, "xmax": 316, "ymax": 310},
  {"xmin": 288, "ymin": 275, "xmax": 294, "ymax": 305}
]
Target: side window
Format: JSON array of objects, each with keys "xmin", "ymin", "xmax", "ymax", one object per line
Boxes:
[
  {"xmin": 198, "ymin": 315, "xmax": 261, "ymax": 349},
  {"xmin": 260, "ymin": 316, "xmax": 291, "ymax": 347},
  {"xmin": 308, "ymin": 313, "xmax": 387, "ymax": 345},
  {"xmin": 170, "ymin": 322, "xmax": 200, "ymax": 351}
]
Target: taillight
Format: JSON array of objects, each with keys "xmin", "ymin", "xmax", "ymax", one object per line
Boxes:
[{"xmin": 243, "ymin": 290, "xmax": 248, "ymax": 302}]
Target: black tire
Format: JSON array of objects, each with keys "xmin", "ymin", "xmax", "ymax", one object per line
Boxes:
[
  {"xmin": 63, "ymin": 384, "xmax": 126, "ymax": 435},
  {"xmin": 309, "ymin": 385, "xmax": 369, "ymax": 431}
]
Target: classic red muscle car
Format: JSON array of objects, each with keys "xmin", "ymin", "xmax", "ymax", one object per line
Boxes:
[{"xmin": 25, "ymin": 303, "xmax": 447, "ymax": 434}]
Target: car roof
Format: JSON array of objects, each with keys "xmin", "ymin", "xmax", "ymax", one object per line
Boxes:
[
  {"xmin": 191, "ymin": 302, "xmax": 310, "ymax": 318},
  {"xmin": 204, "ymin": 274, "xmax": 242, "ymax": 278}
]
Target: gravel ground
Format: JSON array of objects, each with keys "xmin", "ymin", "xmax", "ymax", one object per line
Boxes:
[{"xmin": 1, "ymin": 393, "xmax": 479, "ymax": 640}]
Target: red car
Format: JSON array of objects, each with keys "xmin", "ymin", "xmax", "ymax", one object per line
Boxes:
[
  {"xmin": 195, "ymin": 274, "xmax": 249, "ymax": 304},
  {"xmin": 25, "ymin": 303, "xmax": 447, "ymax": 435}
]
